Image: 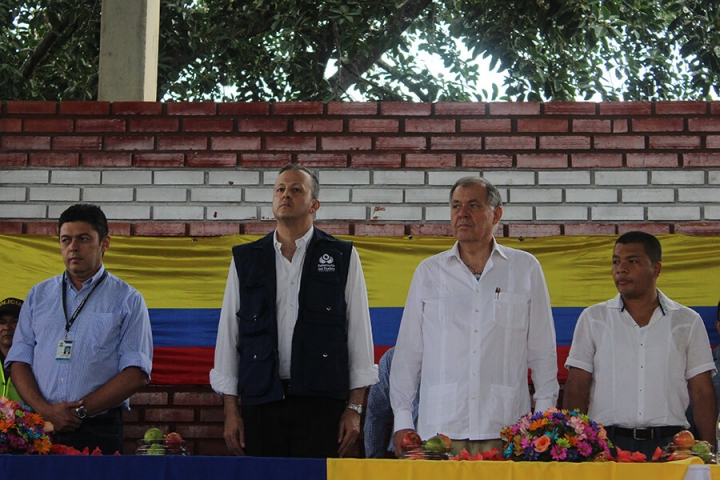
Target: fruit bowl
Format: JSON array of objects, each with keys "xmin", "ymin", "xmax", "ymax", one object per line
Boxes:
[
  {"xmin": 399, "ymin": 447, "xmax": 452, "ymax": 460},
  {"xmin": 135, "ymin": 439, "xmax": 189, "ymax": 456},
  {"xmin": 661, "ymin": 443, "xmax": 714, "ymax": 464}
]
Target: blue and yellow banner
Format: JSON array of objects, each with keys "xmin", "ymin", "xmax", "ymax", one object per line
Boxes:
[{"xmin": 1, "ymin": 234, "xmax": 718, "ymax": 385}]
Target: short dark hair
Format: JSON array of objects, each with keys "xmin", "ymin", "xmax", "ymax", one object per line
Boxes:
[
  {"xmin": 615, "ymin": 231, "xmax": 662, "ymax": 263},
  {"xmin": 59, "ymin": 204, "xmax": 109, "ymax": 240},
  {"xmin": 278, "ymin": 163, "xmax": 320, "ymax": 200},
  {"xmin": 449, "ymin": 176, "xmax": 502, "ymax": 207}
]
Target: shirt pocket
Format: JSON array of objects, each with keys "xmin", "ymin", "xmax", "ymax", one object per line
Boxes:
[
  {"xmin": 87, "ymin": 313, "xmax": 122, "ymax": 353},
  {"xmin": 492, "ymin": 292, "xmax": 530, "ymax": 331}
]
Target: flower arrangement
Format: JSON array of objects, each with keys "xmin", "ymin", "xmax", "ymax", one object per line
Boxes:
[
  {"xmin": 501, "ymin": 408, "xmax": 613, "ymax": 462},
  {"xmin": 0, "ymin": 396, "xmax": 52, "ymax": 454}
]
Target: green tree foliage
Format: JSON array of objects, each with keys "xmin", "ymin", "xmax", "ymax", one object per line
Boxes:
[{"xmin": 1, "ymin": 0, "xmax": 719, "ymax": 102}]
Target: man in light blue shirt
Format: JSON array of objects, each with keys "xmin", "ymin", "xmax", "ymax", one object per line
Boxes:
[{"xmin": 7, "ymin": 204, "xmax": 153, "ymax": 454}]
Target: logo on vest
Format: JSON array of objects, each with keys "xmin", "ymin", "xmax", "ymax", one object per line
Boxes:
[{"xmin": 318, "ymin": 253, "xmax": 335, "ymax": 273}]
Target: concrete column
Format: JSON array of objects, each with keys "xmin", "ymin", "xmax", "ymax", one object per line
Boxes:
[{"xmin": 98, "ymin": 0, "xmax": 160, "ymax": 101}]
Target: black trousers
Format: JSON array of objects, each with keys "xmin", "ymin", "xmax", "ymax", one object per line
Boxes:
[
  {"xmin": 53, "ymin": 407, "xmax": 124, "ymax": 455},
  {"xmin": 242, "ymin": 395, "xmax": 346, "ymax": 458}
]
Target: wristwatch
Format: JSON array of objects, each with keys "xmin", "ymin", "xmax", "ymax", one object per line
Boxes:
[
  {"xmin": 74, "ymin": 406, "xmax": 88, "ymax": 420},
  {"xmin": 346, "ymin": 402, "xmax": 363, "ymax": 415}
]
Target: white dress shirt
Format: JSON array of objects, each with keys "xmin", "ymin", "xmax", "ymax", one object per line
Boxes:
[
  {"xmin": 565, "ymin": 290, "xmax": 715, "ymax": 429},
  {"xmin": 210, "ymin": 227, "xmax": 378, "ymax": 397},
  {"xmin": 390, "ymin": 240, "xmax": 559, "ymax": 441}
]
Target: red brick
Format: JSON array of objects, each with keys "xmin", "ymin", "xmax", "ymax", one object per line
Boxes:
[
  {"xmin": 218, "ymin": 103, "xmax": 270, "ymax": 115},
  {"xmin": 238, "ymin": 118, "xmax": 288, "ymax": 132},
  {"xmin": 626, "ymin": 153, "xmax": 679, "ymax": 168},
  {"xmin": 199, "ymin": 408, "xmax": 226, "ymax": 423},
  {"xmin": 242, "ymin": 222, "xmax": 276, "ymax": 235},
  {"xmin": 327, "ymin": 102, "xmax": 378, "ymax": 115},
  {"xmin": 0, "ymin": 118, "xmax": 21, "ymax": 132},
  {"xmin": 593, "ymin": 136, "xmax": 645, "ymax": 150},
  {"xmin": 507, "ymin": 224, "xmax": 562, "ymax": 238},
  {"xmin": 144, "ymin": 408, "xmax": 195, "ymax": 422},
  {"xmin": 321, "ymin": 136, "xmax": 371, "ymax": 151},
  {"xmin": 294, "ymin": 119, "xmax": 343, "ymax": 133},
  {"xmin": 564, "ymin": 224, "xmax": 617, "ymax": 235},
  {"xmin": 707, "ymin": 136, "xmax": 720, "ymax": 149},
  {"xmin": 572, "ymin": 119, "xmax": 611, "ymax": 133},
  {"xmin": 129, "ymin": 118, "xmax": 179, "ymax": 132},
  {"xmin": 517, "ymin": 118, "xmax": 568, "ymax": 133},
  {"xmin": 517, "ymin": 153, "xmax": 568, "ymax": 168},
  {"xmin": 2, "ymin": 136, "xmax": 51, "ymax": 150},
  {"xmin": 6, "ymin": 101, "xmax": 57, "ymax": 114},
  {"xmin": 112, "ymin": 102, "xmax": 163, "ymax": 115},
  {"xmin": 135, "ymin": 153, "xmax": 185, "ymax": 167},
  {"xmin": 177, "ymin": 424, "xmax": 224, "ymax": 439},
  {"xmin": 348, "ymin": 119, "xmax": 398, "ymax": 133},
  {"xmin": 105, "ymin": 135, "xmax": 154, "ymax": 151},
  {"xmin": 196, "ymin": 440, "xmax": 231, "ymax": 456},
  {"xmin": 380, "ymin": 102, "xmax": 431, "ymax": 116},
  {"xmin": 210, "ymin": 136, "xmax": 260, "ymax": 151},
  {"xmin": 655, "ymin": 101, "xmax": 706, "ymax": 115},
  {"xmin": 350, "ymin": 154, "xmax": 401, "ymax": 168},
  {"xmin": 273, "ymin": 102, "xmax": 323, "ymax": 115},
  {"xmin": 81, "ymin": 152, "xmax": 132, "ymax": 167},
  {"xmin": 313, "ymin": 223, "xmax": 351, "ymax": 235},
  {"xmin": 130, "ymin": 392, "xmax": 169, "ymax": 405},
  {"xmin": 354, "ymin": 224, "xmax": 405, "ymax": 236},
  {"xmin": 613, "ymin": 119, "xmax": 629, "ymax": 133},
  {"xmin": 618, "ymin": 223, "xmax": 671, "ymax": 235},
  {"xmin": 460, "ymin": 119, "xmax": 511, "ymax": 133},
  {"xmin": 0, "ymin": 222, "xmax": 23, "ymax": 234},
  {"xmin": 712, "ymin": 102, "xmax": 720, "ymax": 115},
  {"xmin": 23, "ymin": 118, "xmax": 73, "ymax": 132},
  {"xmin": 408, "ymin": 224, "xmax": 452, "ymax": 236},
  {"xmin": 76, "ymin": 118, "xmax": 127, "ymax": 132},
  {"xmin": 599, "ymin": 102, "xmax": 651, "ymax": 115},
  {"xmin": 133, "ymin": 222, "xmax": 187, "ymax": 236},
  {"xmin": 406, "ymin": 153, "xmax": 456, "ymax": 168},
  {"xmin": 429, "ymin": 136, "xmax": 481, "ymax": 150},
  {"xmin": 674, "ymin": 222, "xmax": 720, "ymax": 236},
  {"xmin": 188, "ymin": 222, "xmax": 240, "ymax": 236},
  {"xmin": 108, "ymin": 223, "xmax": 132, "ymax": 236},
  {"xmin": 632, "ymin": 118, "xmax": 684, "ymax": 132},
  {"xmin": 544, "ymin": 102, "xmax": 596, "ymax": 115},
  {"xmin": 59, "ymin": 101, "xmax": 110, "ymax": 115},
  {"xmin": 0, "ymin": 153, "xmax": 27, "ymax": 166},
  {"xmin": 240, "ymin": 153, "xmax": 292, "ymax": 167},
  {"xmin": 53, "ymin": 135, "xmax": 102, "ymax": 150},
  {"xmin": 571, "ymin": 153, "xmax": 622, "ymax": 168},
  {"xmin": 688, "ymin": 118, "xmax": 720, "ymax": 132},
  {"xmin": 266, "ymin": 136, "xmax": 316, "ymax": 151},
  {"xmin": 485, "ymin": 136, "xmax": 536, "ymax": 150},
  {"xmin": 296, "ymin": 153, "xmax": 347, "ymax": 167},
  {"xmin": 167, "ymin": 102, "xmax": 216, "ymax": 115},
  {"xmin": 26, "ymin": 222, "xmax": 57, "ymax": 235},
  {"xmin": 157, "ymin": 135, "xmax": 207, "ymax": 151},
  {"xmin": 29, "ymin": 152, "xmax": 79, "ymax": 166},
  {"xmin": 173, "ymin": 391, "xmax": 223, "ymax": 406},
  {"xmin": 187, "ymin": 152, "xmax": 237, "ymax": 167},
  {"xmin": 648, "ymin": 135, "xmax": 700, "ymax": 149},
  {"xmin": 405, "ymin": 119, "xmax": 456, "ymax": 133},
  {"xmin": 684, "ymin": 153, "xmax": 720, "ymax": 167},
  {"xmin": 434, "ymin": 102, "xmax": 485, "ymax": 115},
  {"xmin": 461, "ymin": 154, "xmax": 511, "ymax": 168},
  {"xmin": 183, "ymin": 118, "xmax": 233, "ymax": 132},
  {"xmin": 377, "ymin": 136, "xmax": 426, "ymax": 150},
  {"xmin": 539, "ymin": 135, "xmax": 591, "ymax": 150},
  {"xmin": 488, "ymin": 102, "xmax": 540, "ymax": 115}
]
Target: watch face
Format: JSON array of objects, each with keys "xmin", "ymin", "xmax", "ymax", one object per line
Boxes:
[{"xmin": 75, "ymin": 406, "xmax": 87, "ymax": 419}]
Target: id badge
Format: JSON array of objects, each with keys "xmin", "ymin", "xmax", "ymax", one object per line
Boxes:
[{"xmin": 56, "ymin": 339, "xmax": 73, "ymax": 361}]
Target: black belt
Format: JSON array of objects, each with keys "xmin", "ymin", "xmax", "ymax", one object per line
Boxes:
[
  {"xmin": 607, "ymin": 425, "xmax": 683, "ymax": 441},
  {"xmin": 83, "ymin": 407, "xmax": 123, "ymax": 426}
]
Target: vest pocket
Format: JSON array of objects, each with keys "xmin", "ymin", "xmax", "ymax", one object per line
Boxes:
[{"xmin": 237, "ymin": 335, "xmax": 276, "ymax": 397}]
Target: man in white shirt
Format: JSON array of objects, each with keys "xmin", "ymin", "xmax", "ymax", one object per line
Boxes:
[
  {"xmin": 210, "ymin": 164, "xmax": 378, "ymax": 458},
  {"xmin": 563, "ymin": 231, "xmax": 717, "ymax": 456},
  {"xmin": 390, "ymin": 176, "xmax": 559, "ymax": 456}
]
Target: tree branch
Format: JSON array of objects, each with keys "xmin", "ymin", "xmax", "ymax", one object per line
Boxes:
[{"xmin": 21, "ymin": 10, "xmax": 79, "ymax": 79}]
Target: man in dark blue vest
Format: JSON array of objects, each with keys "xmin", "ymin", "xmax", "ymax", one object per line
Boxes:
[{"xmin": 211, "ymin": 164, "xmax": 378, "ymax": 458}]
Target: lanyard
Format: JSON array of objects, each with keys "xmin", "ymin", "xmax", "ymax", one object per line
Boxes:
[{"xmin": 62, "ymin": 270, "xmax": 108, "ymax": 334}]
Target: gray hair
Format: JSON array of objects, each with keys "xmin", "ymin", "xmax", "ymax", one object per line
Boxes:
[
  {"xmin": 278, "ymin": 163, "xmax": 320, "ymax": 200},
  {"xmin": 449, "ymin": 176, "xmax": 502, "ymax": 207}
]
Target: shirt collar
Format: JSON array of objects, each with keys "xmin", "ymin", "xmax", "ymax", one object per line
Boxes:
[
  {"xmin": 64, "ymin": 264, "xmax": 106, "ymax": 291},
  {"xmin": 273, "ymin": 226, "xmax": 314, "ymax": 253},
  {"xmin": 448, "ymin": 237, "xmax": 505, "ymax": 264},
  {"xmin": 611, "ymin": 289, "xmax": 672, "ymax": 316}
]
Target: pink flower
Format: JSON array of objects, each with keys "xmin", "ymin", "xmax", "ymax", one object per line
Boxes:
[
  {"xmin": 577, "ymin": 440, "xmax": 593, "ymax": 456},
  {"xmin": 550, "ymin": 444, "xmax": 567, "ymax": 460}
]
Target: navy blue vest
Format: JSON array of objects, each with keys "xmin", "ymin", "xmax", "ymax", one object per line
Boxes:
[{"xmin": 232, "ymin": 228, "xmax": 352, "ymax": 406}]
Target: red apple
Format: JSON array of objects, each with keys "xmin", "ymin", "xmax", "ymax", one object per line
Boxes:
[
  {"xmin": 163, "ymin": 432, "xmax": 184, "ymax": 447},
  {"xmin": 672, "ymin": 430, "xmax": 695, "ymax": 449},
  {"xmin": 400, "ymin": 431, "xmax": 422, "ymax": 451}
]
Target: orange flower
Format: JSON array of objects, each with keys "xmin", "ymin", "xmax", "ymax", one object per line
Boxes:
[
  {"xmin": 34, "ymin": 436, "xmax": 52, "ymax": 454},
  {"xmin": 529, "ymin": 418, "xmax": 547, "ymax": 431},
  {"xmin": 534, "ymin": 435, "xmax": 551, "ymax": 453}
]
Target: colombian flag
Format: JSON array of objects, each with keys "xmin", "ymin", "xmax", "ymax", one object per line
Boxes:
[{"xmin": 1, "ymin": 234, "xmax": 718, "ymax": 385}]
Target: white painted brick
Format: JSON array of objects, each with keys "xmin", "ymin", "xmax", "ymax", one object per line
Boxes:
[
  {"xmin": 595, "ymin": 171, "xmax": 647, "ymax": 186},
  {"xmin": 500, "ymin": 205, "xmax": 534, "ymax": 221},
  {"xmin": 591, "ymin": 206, "xmax": 644, "ymax": 221},
  {"xmin": 205, "ymin": 206, "xmax": 258, "ymax": 221},
  {"xmin": 259, "ymin": 206, "xmax": 275, "ymax": 221},
  {"xmin": 428, "ymin": 171, "xmax": 479, "ymax": 185},
  {"xmin": 153, "ymin": 170, "xmax": 204, "ymax": 185},
  {"xmin": 0, "ymin": 170, "xmax": 49, "ymax": 184},
  {"xmin": 405, "ymin": 188, "xmax": 449, "ymax": 203},
  {"xmin": 102, "ymin": 170, "xmax": 151, "ymax": 185},
  {"xmin": 0, "ymin": 187, "xmax": 26, "ymax": 201},
  {"xmin": 318, "ymin": 170, "xmax": 370, "ymax": 186},
  {"xmin": 83, "ymin": 187, "xmax": 134, "ymax": 202},
  {"xmin": 0, "ymin": 204, "xmax": 46, "ymax": 218},
  {"xmin": 191, "ymin": 188, "xmax": 242, "ymax": 202},
  {"xmin": 315, "ymin": 205, "xmax": 367, "ymax": 221},
  {"xmin": 538, "ymin": 171, "xmax": 590, "ymax": 185},
  {"xmin": 153, "ymin": 206, "xmax": 204, "ymax": 220},
  {"xmin": 101, "ymin": 205, "xmax": 151, "ymax": 220},
  {"xmin": 29, "ymin": 187, "xmax": 80, "ymax": 202},
  {"xmin": 535, "ymin": 206, "xmax": 588, "ymax": 221},
  {"xmin": 52, "ymin": 171, "xmax": 101, "ymax": 185},
  {"xmin": 651, "ymin": 171, "xmax": 704, "ymax": 185},
  {"xmin": 509, "ymin": 188, "xmax": 562, "ymax": 203},
  {"xmin": 622, "ymin": 188, "xmax": 674, "ymax": 203},
  {"xmin": 425, "ymin": 206, "xmax": 450, "ymax": 221},
  {"xmin": 244, "ymin": 187, "xmax": 272, "ymax": 202},
  {"xmin": 208, "ymin": 171, "xmax": 260, "ymax": 186},
  {"xmin": 704, "ymin": 206, "xmax": 720, "ymax": 219},
  {"xmin": 373, "ymin": 171, "xmax": 425, "ymax": 185},
  {"xmin": 565, "ymin": 188, "xmax": 617, "ymax": 203},
  {"xmin": 319, "ymin": 188, "xmax": 350, "ymax": 202},
  {"xmin": 369, "ymin": 206, "xmax": 422, "ymax": 221},
  {"xmin": 709, "ymin": 171, "xmax": 720, "ymax": 184},
  {"xmin": 678, "ymin": 188, "xmax": 720, "ymax": 203},
  {"xmin": 482, "ymin": 171, "xmax": 536, "ymax": 186},
  {"xmin": 262, "ymin": 171, "xmax": 279, "ymax": 185},
  {"xmin": 352, "ymin": 188, "xmax": 403, "ymax": 203},
  {"xmin": 48, "ymin": 204, "xmax": 78, "ymax": 219},
  {"xmin": 648, "ymin": 206, "xmax": 700, "ymax": 221},
  {"xmin": 136, "ymin": 187, "xmax": 187, "ymax": 202}
]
